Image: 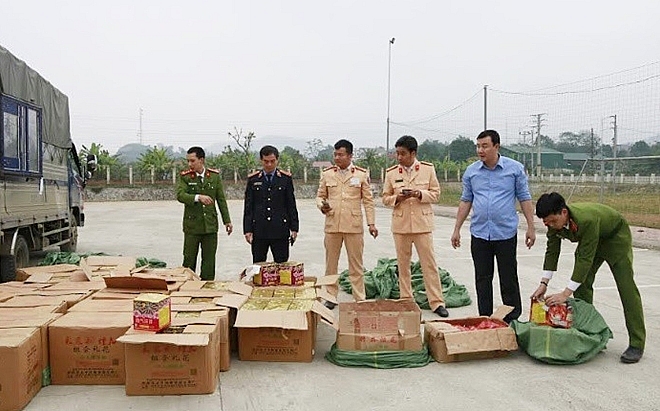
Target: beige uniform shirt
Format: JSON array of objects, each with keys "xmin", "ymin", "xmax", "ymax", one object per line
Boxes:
[
  {"xmin": 316, "ymin": 165, "xmax": 375, "ymax": 234},
  {"xmin": 382, "ymin": 160, "xmax": 440, "ymax": 234}
]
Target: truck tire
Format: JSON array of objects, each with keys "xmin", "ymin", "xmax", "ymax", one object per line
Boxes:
[
  {"xmin": 60, "ymin": 213, "xmax": 78, "ymax": 252},
  {"xmin": 0, "ymin": 255, "xmax": 16, "ymax": 282},
  {"xmin": 0, "ymin": 235, "xmax": 29, "ymax": 282}
]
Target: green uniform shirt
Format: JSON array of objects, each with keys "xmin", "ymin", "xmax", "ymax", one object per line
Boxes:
[
  {"xmin": 176, "ymin": 168, "xmax": 231, "ymax": 235},
  {"xmin": 543, "ymin": 202, "xmax": 628, "ymax": 283}
]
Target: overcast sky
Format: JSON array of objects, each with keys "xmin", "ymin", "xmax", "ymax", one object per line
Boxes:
[{"xmin": 2, "ymin": 0, "xmax": 659, "ymax": 153}]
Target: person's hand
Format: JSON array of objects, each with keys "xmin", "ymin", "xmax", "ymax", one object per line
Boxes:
[
  {"xmin": 244, "ymin": 232, "xmax": 253, "ymax": 244},
  {"xmin": 413, "ymin": 189, "xmax": 422, "ymax": 199},
  {"xmin": 531, "ymin": 283, "xmax": 547, "ymax": 300},
  {"xmin": 526, "ymin": 226, "xmax": 536, "ymax": 249},
  {"xmin": 225, "ymin": 223, "xmax": 233, "ymax": 235},
  {"xmin": 546, "ymin": 289, "xmax": 572, "ymax": 306},
  {"xmin": 368, "ymin": 225, "xmax": 378, "ymax": 239},
  {"xmin": 290, "ymin": 231, "xmax": 298, "ymax": 241},
  {"xmin": 450, "ymin": 230, "xmax": 461, "ymax": 249},
  {"xmin": 320, "ymin": 201, "xmax": 332, "ymax": 214},
  {"xmin": 199, "ymin": 195, "xmax": 214, "ymax": 205}
]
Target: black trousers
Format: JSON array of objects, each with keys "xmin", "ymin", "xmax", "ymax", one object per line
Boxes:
[
  {"xmin": 252, "ymin": 238, "xmax": 289, "ymax": 263},
  {"xmin": 470, "ymin": 235, "xmax": 521, "ymax": 322}
]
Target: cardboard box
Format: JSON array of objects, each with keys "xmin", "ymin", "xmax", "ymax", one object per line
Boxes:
[
  {"xmin": 133, "ymin": 293, "xmax": 171, "ymax": 331},
  {"xmin": 0, "ymin": 313, "xmax": 62, "ymax": 387},
  {"xmin": 277, "ymin": 261, "xmax": 304, "ymax": 286},
  {"xmin": 214, "ymin": 276, "xmax": 337, "ymax": 362},
  {"xmin": 68, "ymin": 298, "xmax": 134, "ymax": 312},
  {"xmin": 10, "ymin": 290, "xmax": 93, "ymax": 308},
  {"xmin": 0, "ymin": 327, "xmax": 42, "ymax": 411},
  {"xmin": 17, "ymin": 264, "xmax": 84, "ymax": 283},
  {"xmin": 424, "ymin": 306, "xmax": 518, "ymax": 363},
  {"xmin": 48, "ymin": 312, "xmax": 132, "ymax": 385},
  {"xmin": 336, "ymin": 299, "xmax": 423, "ymax": 351},
  {"xmin": 118, "ymin": 316, "xmax": 224, "ymax": 395},
  {"xmin": 171, "ymin": 306, "xmax": 231, "ymax": 371},
  {"xmin": 0, "ymin": 295, "xmax": 69, "ymax": 313}
]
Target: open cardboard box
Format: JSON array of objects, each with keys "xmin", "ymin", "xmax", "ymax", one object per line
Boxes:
[
  {"xmin": 118, "ymin": 312, "xmax": 225, "ymax": 396},
  {"xmin": 424, "ymin": 306, "xmax": 518, "ymax": 363},
  {"xmin": 336, "ymin": 298, "xmax": 423, "ymax": 351},
  {"xmin": 213, "ymin": 276, "xmax": 337, "ymax": 362}
]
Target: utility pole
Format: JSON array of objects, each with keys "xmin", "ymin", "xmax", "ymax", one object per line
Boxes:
[
  {"xmin": 532, "ymin": 113, "xmax": 546, "ymax": 178},
  {"xmin": 138, "ymin": 108, "xmax": 144, "ymax": 145},
  {"xmin": 610, "ymin": 114, "xmax": 618, "ymax": 180},
  {"xmin": 483, "ymin": 85, "xmax": 488, "ymax": 130},
  {"xmin": 386, "ymin": 37, "xmax": 395, "ymax": 164},
  {"xmin": 519, "ymin": 129, "xmax": 533, "ymax": 173}
]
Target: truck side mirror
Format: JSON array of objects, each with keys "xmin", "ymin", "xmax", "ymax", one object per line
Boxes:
[{"xmin": 86, "ymin": 154, "xmax": 98, "ymax": 174}]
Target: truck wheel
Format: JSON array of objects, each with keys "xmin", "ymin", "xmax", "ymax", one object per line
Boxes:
[
  {"xmin": 1, "ymin": 235, "xmax": 29, "ymax": 282},
  {"xmin": 14, "ymin": 235, "xmax": 30, "ymax": 269},
  {"xmin": 0, "ymin": 256, "xmax": 16, "ymax": 282},
  {"xmin": 60, "ymin": 213, "xmax": 78, "ymax": 252}
]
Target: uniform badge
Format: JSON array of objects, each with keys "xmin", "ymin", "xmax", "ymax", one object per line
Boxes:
[
  {"xmin": 253, "ymin": 181, "xmax": 263, "ymax": 186},
  {"xmin": 395, "ymin": 179, "xmax": 403, "ymax": 183},
  {"xmin": 349, "ymin": 177, "xmax": 360, "ymax": 187}
]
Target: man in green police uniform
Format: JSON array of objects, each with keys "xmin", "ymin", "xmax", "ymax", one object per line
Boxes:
[
  {"xmin": 176, "ymin": 146, "xmax": 232, "ymax": 280},
  {"xmin": 532, "ymin": 192, "xmax": 646, "ymax": 364}
]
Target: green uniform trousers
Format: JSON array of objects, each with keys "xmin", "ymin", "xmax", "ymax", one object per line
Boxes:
[
  {"xmin": 574, "ymin": 224, "xmax": 646, "ymax": 349},
  {"xmin": 183, "ymin": 232, "xmax": 218, "ymax": 281}
]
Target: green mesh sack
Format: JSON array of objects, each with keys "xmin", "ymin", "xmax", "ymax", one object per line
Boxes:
[
  {"xmin": 511, "ymin": 298, "xmax": 613, "ymax": 365},
  {"xmin": 339, "ymin": 258, "xmax": 471, "ymax": 309},
  {"xmin": 325, "ymin": 343, "xmax": 432, "ymax": 368}
]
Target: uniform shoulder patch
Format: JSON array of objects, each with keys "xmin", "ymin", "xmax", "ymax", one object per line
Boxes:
[
  {"xmin": 207, "ymin": 168, "xmax": 220, "ymax": 174},
  {"xmin": 180, "ymin": 169, "xmax": 195, "ymax": 176},
  {"xmin": 386, "ymin": 164, "xmax": 398, "ymax": 172},
  {"xmin": 353, "ymin": 165, "xmax": 367, "ymax": 172},
  {"xmin": 323, "ymin": 166, "xmax": 337, "ymax": 172},
  {"xmin": 420, "ymin": 161, "xmax": 434, "ymax": 167},
  {"xmin": 247, "ymin": 170, "xmax": 260, "ymax": 178},
  {"xmin": 278, "ymin": 169, "xmax": 292, "ymax": 177}
]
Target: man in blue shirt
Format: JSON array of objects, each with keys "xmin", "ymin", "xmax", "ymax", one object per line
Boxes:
[{"xmin": 451, "ymin": 130, "xmax": 536, "ymax": 322}]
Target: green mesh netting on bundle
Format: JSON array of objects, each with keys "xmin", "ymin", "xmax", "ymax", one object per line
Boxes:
[
  {"xmin": 325, "ymin": 344, "xmax": 432, "ymax": 368},
  {"xmin": 338, "ymin": 258, "xmax": 471, "ymax": 309},
  {"xmin": 38, "ymin": 252, "xmax": 167, "ymax": 268},
  {"xmin": 511, "ymin": 298, "xmax": 613, "ymax": 365}
]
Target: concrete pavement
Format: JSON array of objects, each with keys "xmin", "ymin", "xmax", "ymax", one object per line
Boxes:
[{"xmin": 24, "ymin": 199, "xmax": 660, "ymax": 411}]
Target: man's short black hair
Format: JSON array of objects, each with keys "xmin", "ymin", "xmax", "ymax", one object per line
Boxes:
[
  {"xmin": 334, "ymin": 139, "xmax": 353, "ymax": 155},
  {"xmin": 187, "ymin": 146, "xmax": 206, "ymax": 159},
  {"xmin": 259, "ymin": 145, "xmax": 279, "ymax": 159},
  {"xmin": 477, "ymin": 130, "xmax": 501, "ymax": 145},
  {"xmin": 395, "ymin": 135, "xmax": 418, "ymax": 153},
  {"xmin": 536, "ymin": 192, "xmax": 567, "ymax": 218}
]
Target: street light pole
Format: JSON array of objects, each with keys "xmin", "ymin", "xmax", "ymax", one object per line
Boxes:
[{"xmin": 386, "ymin": 37, "xmax": 395, "ymax": 162}]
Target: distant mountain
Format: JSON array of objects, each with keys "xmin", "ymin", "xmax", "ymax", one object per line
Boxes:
[{"xmin": 115, "ymin": 143, "xmax": 186, "ymax": 163}]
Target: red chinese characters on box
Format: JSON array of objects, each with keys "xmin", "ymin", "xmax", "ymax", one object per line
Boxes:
[{"xmin": 133, "ymin": 293, "xmax": 171, "ymax": 331}]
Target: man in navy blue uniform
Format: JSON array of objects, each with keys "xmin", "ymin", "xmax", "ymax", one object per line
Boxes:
[{"xmin": 243, "ymin": 145, "xmax": 299, "ymax": 263}]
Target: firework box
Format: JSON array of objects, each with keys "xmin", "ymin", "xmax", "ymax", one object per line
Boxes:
[
  {"xmin": 117, "ymin": 314, "xmax": 224, "ymax": 395},
  {"xmin": 424, "ymin": 306, "xmax": 518, "ymax": 363},
  {"xmin": 0, "ymin": 327, "xmax": 42, "ymax": 411},
  {"xmin": 213, "ymin": 276, "xmax": 337, "ymax": 362},
  {"xmin": 48, "ymin": 312, "xmax": 133, "ymax": 384},
  {"xmin": 133, "ymin": 293, "xmax": 171, "ymax": 331},
  {"xmin": 336, "ymin": 299, "xmax": 423, "ymax": 351}
]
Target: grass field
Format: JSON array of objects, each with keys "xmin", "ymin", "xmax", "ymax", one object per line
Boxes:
[{"xmin": 437, "ymin": 182, "xmax": 660, "ymax": 229}]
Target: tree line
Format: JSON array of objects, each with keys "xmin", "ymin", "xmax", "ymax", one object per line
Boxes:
[{"xmin": 79, "ymin": 129, "xmax": 660, "ymax": 183}]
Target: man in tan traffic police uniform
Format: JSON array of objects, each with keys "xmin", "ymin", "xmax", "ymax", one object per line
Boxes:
[
  {"xmin": 383, "ymin": 135, "xmax": 448, "ymax": 317},
  {"xmin": 317, "ymin": 139, "xmax": 378, "ymax": 306}
]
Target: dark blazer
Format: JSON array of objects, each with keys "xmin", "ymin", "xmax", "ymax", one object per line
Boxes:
[{"xmin": 243, "ymin": 169, "xmax": 299, "ymax": 239}]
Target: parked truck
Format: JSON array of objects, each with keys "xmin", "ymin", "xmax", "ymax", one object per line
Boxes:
[{"xmin": 0, "ymin": 45, "xmax": 96, "ymax": 282}]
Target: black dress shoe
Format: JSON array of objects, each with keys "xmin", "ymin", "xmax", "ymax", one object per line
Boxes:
[
  {"xmin": 620, "ymin": 346, "xmax": 643, "ymax": 363},
  {"xmin": 323, "ymin": 301, "xmax": 337, "ymax": 310},
  {"xmin": 434, "ymin": 306, "xmax": 449, "ymax": 317}
]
